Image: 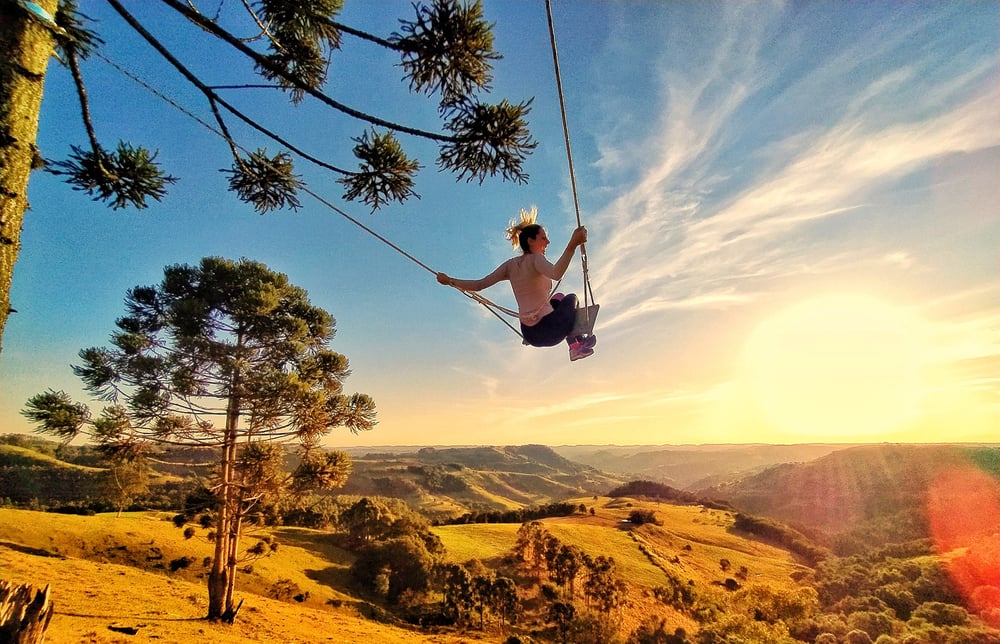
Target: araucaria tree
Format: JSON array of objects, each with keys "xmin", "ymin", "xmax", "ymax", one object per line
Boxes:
[
  {"xmin": 22, "ymin": 257, "xmax": 376, "ymax": 622},
  {"xmin": 0, "ymin": 0, "xmax": 536, "ymax": 353}
]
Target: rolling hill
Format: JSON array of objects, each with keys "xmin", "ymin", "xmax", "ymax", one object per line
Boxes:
[
  {"xmin": 695, "ymin": 443, "xmax": 1000, "ymax": 553},
  {"xmin": 336, "ymin": 444, "xmax": 626, "ymax": 521},
  {"xmin": 553, "ymin": 443, "xmax": 859, "ymax": 489},
  {"xmin": 3, "ymin": 437, "xmax": 999, "ymax": 642},
  {"xmin": 0, "ymin": 496, "xmax": 807, "ymax": 643}
]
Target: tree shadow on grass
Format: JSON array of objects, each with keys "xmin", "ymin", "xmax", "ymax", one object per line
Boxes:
[
  {"xmin": 273, "ymin": 527, "xmax": 353, "ymax": 566},
  {"xmin": 0, "ymin": 540, "xmax": 65, "ymax": 558},
  {"xmin": 55, "ymin": 611, "xmax": 204, "ymax": 622},
  {"xmin": 272, "ymin": 527, "xmax": 359, "ymax": 600}
]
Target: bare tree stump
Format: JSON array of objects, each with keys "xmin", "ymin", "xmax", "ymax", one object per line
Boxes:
[{"xmin": 0, "ymin": 581, "xmax": 53, "ymax": 644}]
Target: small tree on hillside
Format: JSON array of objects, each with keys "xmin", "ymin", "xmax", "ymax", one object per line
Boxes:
[
  {"xmin": 491, "ymin": 575, "xmax": 519, "ymax": 630},
  {"xmin": 583, "ymin": 555, "xmax": 626, "ymax": 613},
  {"xmin": 515, "ymin": 520, "xmax": 550, "ymax": 582},
  {"xmin": 22, "ymin": 256, "xmax": 374, "ymax": 622},
  {"xmin": 102, "ymin": 455, "xmax": 149, "ymax": 517},
  {"xmin": 441, "ymin": 563, "xmax": 476, "ymax": 625}
]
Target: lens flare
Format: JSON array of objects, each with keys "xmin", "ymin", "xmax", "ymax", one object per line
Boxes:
[{"xmin": 926, "ymin": 465, "xmax": 1000, "ymax": 627}]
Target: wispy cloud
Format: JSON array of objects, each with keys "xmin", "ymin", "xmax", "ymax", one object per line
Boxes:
[
  {"xmin": 433, "ymin": 3, "xmax": 998, "ymax": 437},
  {"xmin": 585, "ymin": 4, "xmax": 999, "ymax": 338}
]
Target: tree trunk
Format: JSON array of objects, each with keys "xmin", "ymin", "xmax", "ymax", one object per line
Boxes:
[
  {"xmin": 0, "ymin": 0, "xmax": 58, "ymax": 357},
  {"xmin": 206, "ymin": 433, "xmax": 233, "ymax": 621},
  {"xmin": 0, "ymin": 581, "xmax": 53, "ymax": 644},
  {"xmin": 223, "ymin": 507, "xmax": 242, "ymax": 620},
  {"xmin": 208, "ymin": 371, "xmax": 242, "ymax": 622}
]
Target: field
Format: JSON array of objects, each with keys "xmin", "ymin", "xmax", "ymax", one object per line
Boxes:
[
  {"xmin": 0, "ymin": 499, "xmax": 809, "ymax": 642},
  {"xmin": 436, "ymin": 498, "xmax": 806, "ymax": 585},
  {"xmin": 433, "ymin": 497, "xmax": 808, "ymax": 639},
  {"xmin": 0, "ymin": 509, "xmax": 485, "ymax": 643}
]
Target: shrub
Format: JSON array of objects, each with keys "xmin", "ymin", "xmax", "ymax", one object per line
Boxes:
[
  {"xmin": 628, "ymin": 509, "xmax": 660, "ymax": 526},
  {"xmin": 169, "ymin": 556, "xmax": 195, "ymax": 571},
  {"xmin": 911, "ymin": 601, "xmax": 968, "ymax": 627},
  {"xmin": 269, "ymin": 579, "xmax": 305, "ymax": 602}
]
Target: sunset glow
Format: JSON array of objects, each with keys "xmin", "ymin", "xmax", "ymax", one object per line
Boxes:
[
  {"xmin": 0, "ymin": 1, "xmax": 996, "ymax": 448},
  {"xmin": 927, "ymin": 466, "xmax": 1000, "ymax": 626},
  {"xmin": 743, "ymin": 295, "xmax": 926, "ymax": 438}
]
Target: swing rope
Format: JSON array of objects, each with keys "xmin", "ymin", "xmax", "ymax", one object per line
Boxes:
[
  {"xmin": 545, "ymin": 0, "xmax": 596, "ymax": 312},
  {"xmin": 92, "ymin": 0, "xmax": 593, "ymax": 338},
  {"xmin": 93, "ymin": 49, "xmax": 528, "ymax": 339}
]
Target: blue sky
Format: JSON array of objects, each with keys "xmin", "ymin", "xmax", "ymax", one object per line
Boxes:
[{"xmin": 1, "ymin": 1, "xmax": 997, "ymax": 448}]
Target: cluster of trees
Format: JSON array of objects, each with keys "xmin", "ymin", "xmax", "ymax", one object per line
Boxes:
[
  {"xmin": 608, "ymin": 480, "xmax": 728, "ymax": 510},
  {"xmin": 407, "ymin": 464, "xmax": 469, "ymax": 493},
  {"xmin": 338, "ymin": 496, "xmax": 445, "ymax": 607},
  {"xmin": 333, "ymin": 506, "xmax": 640, "ymax": 640},
  {"xmin": 795, "ymin": 542, "xmax": 1000, "ymax": 643},
  {"xmin": 336, "ymin": 496, "xmax": 523, "ymax": 633},
  {"xmin": 440, "ymin": 563, "xmax": 518, "ymax": 630},
  {"xmin": 514, "ymin": 521, "xmax": 627, "ymax": 613},
  {"xmin": 443, "ymin": 501, "xmax": 585, "ymax": 525},
  {"xmin": 626, "ymin": 509, "xmax": 661, "ymax": 526},
  {"xmin": 608, "ymin": 480, "xmax": 702, "ymax": 505},
  {"xmin": 732, "ymin": 513, "xmax": 831, "ymax": 567}
]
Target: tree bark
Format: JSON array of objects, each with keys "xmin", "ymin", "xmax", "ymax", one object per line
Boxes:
[
  {"xmin": 206, "ymin": 434, "xmax": 232, "ymax": 621},
  {"xmin": 0, "ymin": 580, "xmax": 53, "ymax": 644},
  {"xmin": 0, "ymin": 0, "xmax": 58, "ymax": 357},
  {"xmin": 208, "ymin": 366, "xmax": 242, "ymax": 622}
]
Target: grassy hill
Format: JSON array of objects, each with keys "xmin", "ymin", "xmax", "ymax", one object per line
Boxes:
[
  {"xmin": 3, "ymin": 438, "xmax": 999, "ymax": 642},
  {"xmin": 0, "ymin": 508, "xmax": 489, "ymax": 643},
  {"xmin": 0, "ymin": 443, "xmax": 106, "ymax": 505},
  {"xmin": 433, "ymin": 496, "xmax": 813, "ymax": 639},
  {"xmin": 338, "ymin": 445, "xmax": 626, "ymax": 521},
  {"xmin": 554, "ymin": 444, "xmax": 859, "ymax": 489},
  {"xmin": 696, "ymin": 443, "xmax": 1000, "ymax": 553},
  {"xmin": 0, "ymin": 496, "xmax": 809, "ymax": 643}
]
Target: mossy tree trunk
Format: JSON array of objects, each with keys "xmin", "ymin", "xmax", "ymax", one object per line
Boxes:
[{"xmin": 0, "ymin": 0, "xmax": 58, "ymax": 357}]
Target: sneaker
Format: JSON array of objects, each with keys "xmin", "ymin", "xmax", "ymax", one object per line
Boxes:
[
  {"xmin": 570, "ymin": 346, "xmax": 595, "ymax": 361},
  {"xmin": 578, "ymin": 335, "xmax": 597, "ymax": 350}
]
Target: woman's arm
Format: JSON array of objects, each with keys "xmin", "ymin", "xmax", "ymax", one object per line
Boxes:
[
  {"xmin": 436, "ymin": 261, "xmax": 509, "ymax": 292},
  {"xmin": 539, "ymin": 226, "xmax": 587, "ymax": 280}
]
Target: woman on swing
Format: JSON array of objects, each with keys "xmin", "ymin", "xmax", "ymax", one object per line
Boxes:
[{"xmin": 436, "ymin": 207, "xmax": 598, "ymax": 361}]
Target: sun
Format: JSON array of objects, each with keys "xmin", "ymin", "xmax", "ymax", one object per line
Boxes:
[{"xmin": 743, "ymin": 294, "xmax": 926, "ymax": 438}]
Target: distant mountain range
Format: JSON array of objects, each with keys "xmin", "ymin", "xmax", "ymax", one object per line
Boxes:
[
  {"xmin": 695, "ymin": 443, "xmax": 1000, "ymax": 553},
  {"xmin": 551, "ymin": 443, "xmax": 862, "ymax": 489},
  {"xmin": 337, "ymin": 444, "xmax": 626, "ymax": 520},
  {"xmin": 3, "ymin": 434, "xmax": 997, "ymax": 553}
]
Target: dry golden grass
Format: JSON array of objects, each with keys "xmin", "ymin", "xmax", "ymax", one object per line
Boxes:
[
  {"xmin": 0, "ymin": 498, "xmax": 811, "ymax": 643},
  {"xmin": 433, "ymin": 497, "xmax": 806, "ymax": 589},
  {"xmin": 433, "ymin": 497, "xmax": 810, "ymax": 640},
  {"xmin": 433, "ymin": 524, "xmax": 521, "ymax": 565},
  {"xmin": 0, "ymin": 444, "xmax": 103, "ymax": 472},
  {"xmin": 0, "ymin": 509, "xmax": 488, "ymax": 643}
]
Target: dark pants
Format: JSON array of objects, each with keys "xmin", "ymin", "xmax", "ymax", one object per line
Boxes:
[{"xmin": 521, "ymin": 294, "xmax": 579, "ymax": 347}]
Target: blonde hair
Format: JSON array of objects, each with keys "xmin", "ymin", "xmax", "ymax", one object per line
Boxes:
[{"xmin": 504, "ymin": 206, "xmax": 538, "ymax": 249}]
